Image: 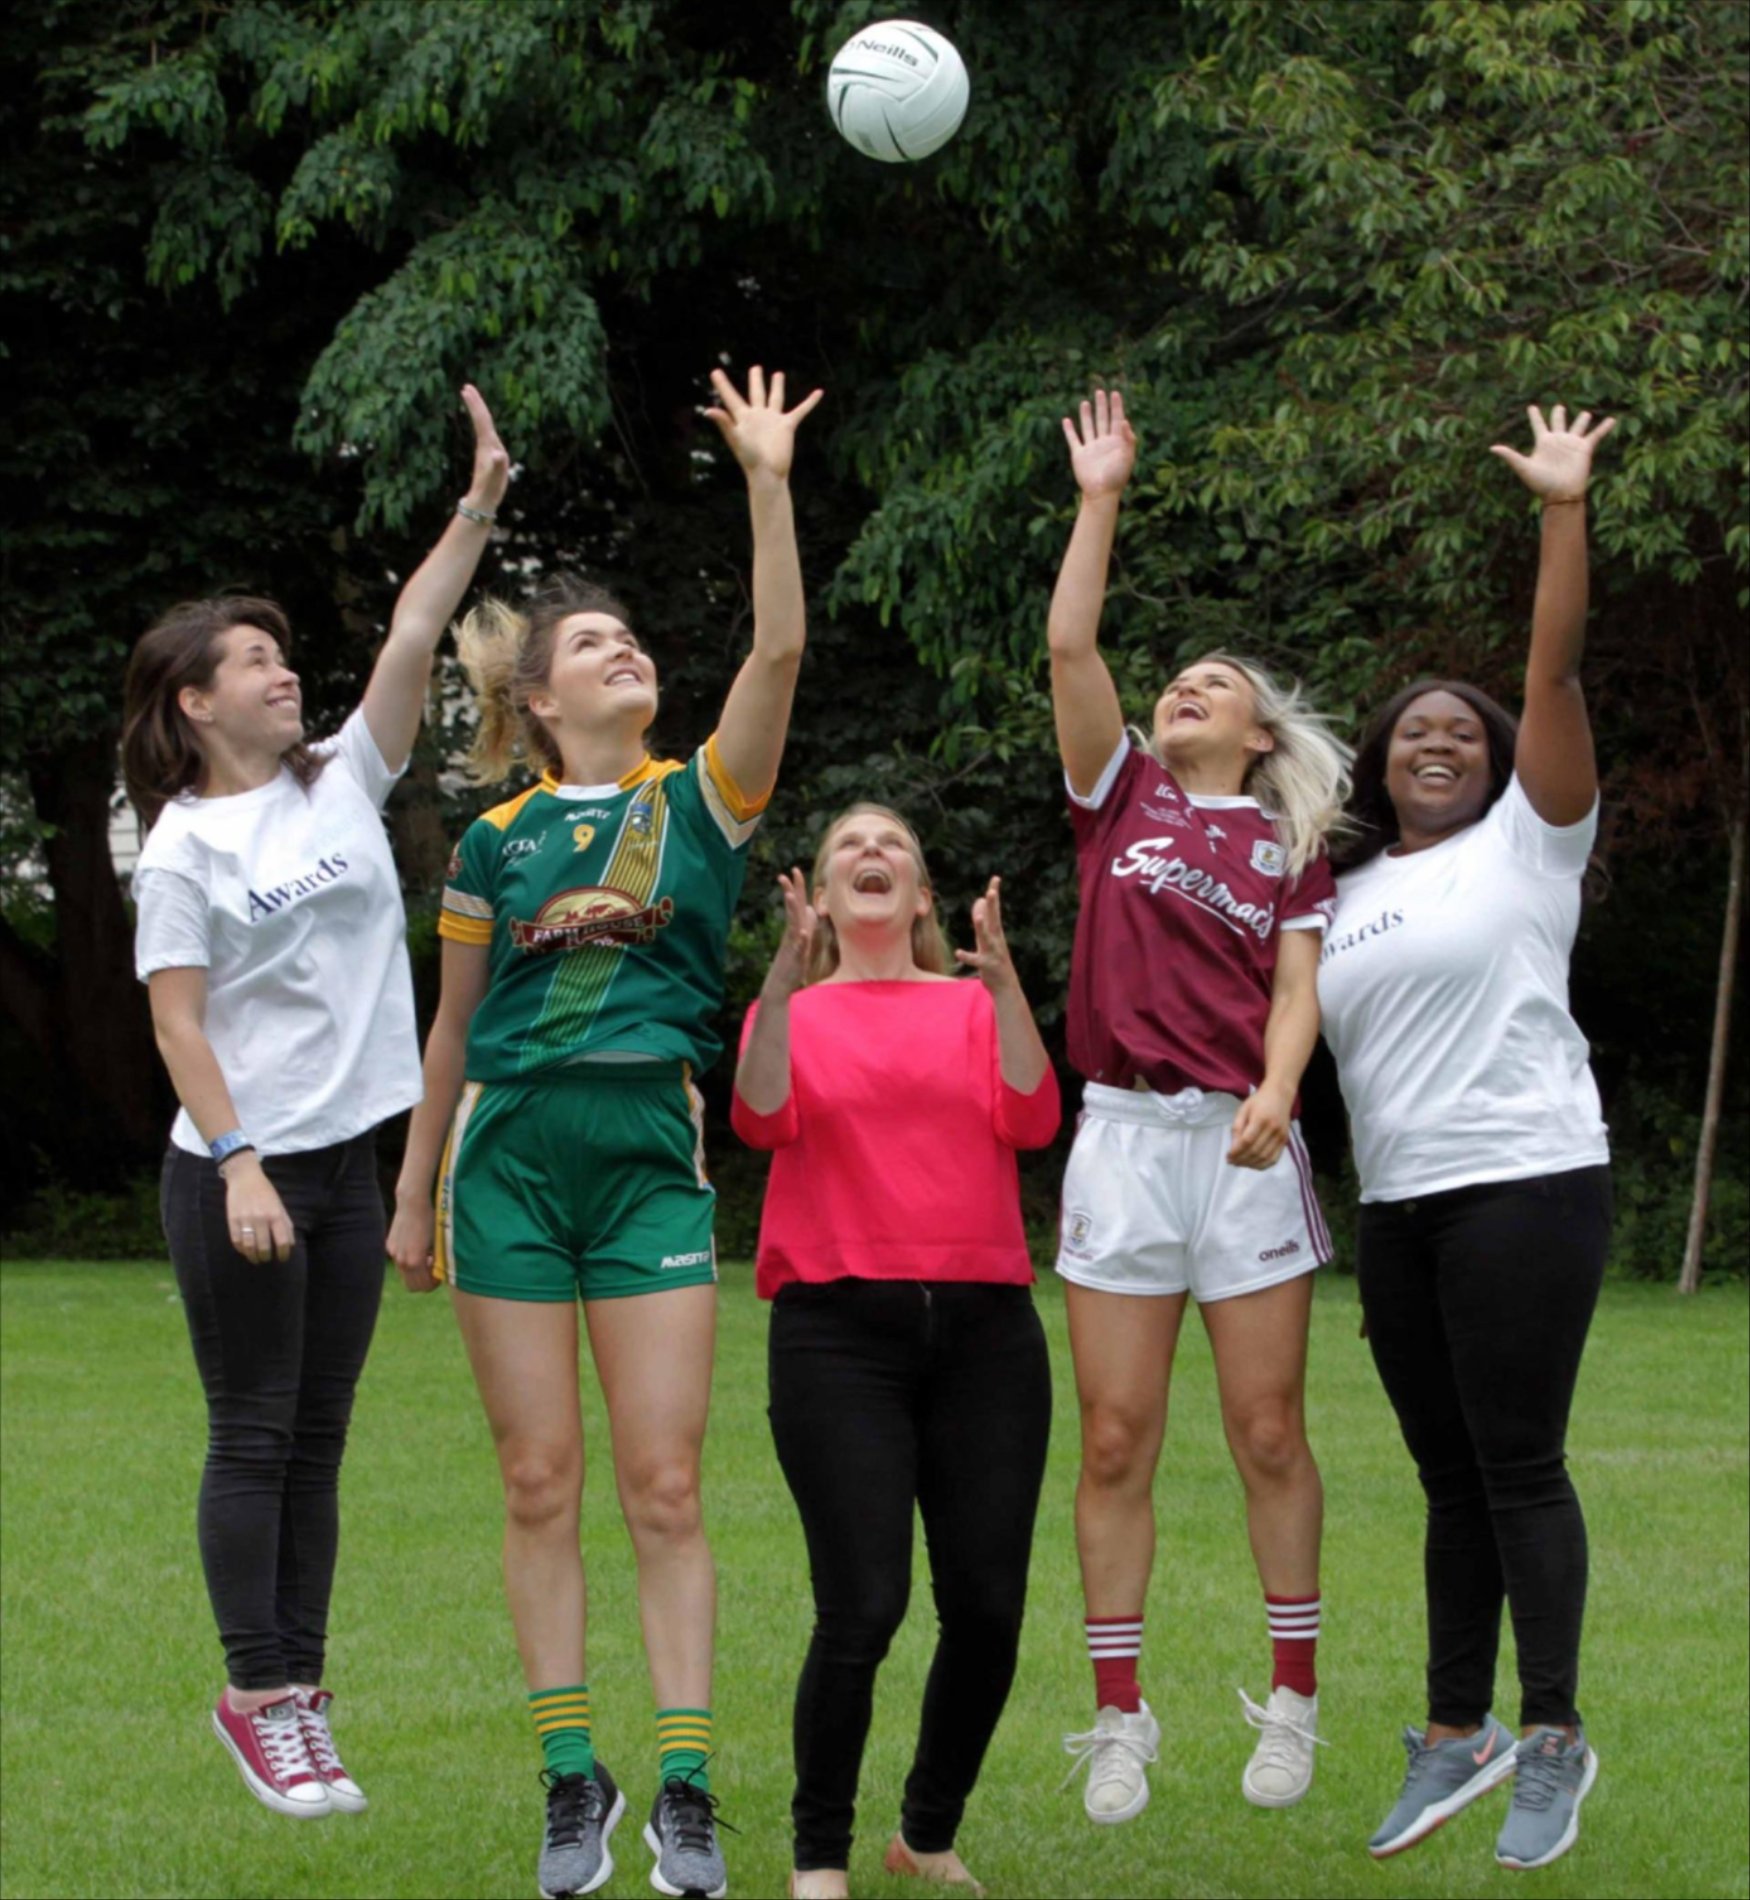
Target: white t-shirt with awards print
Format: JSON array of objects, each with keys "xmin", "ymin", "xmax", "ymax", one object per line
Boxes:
[
  {"xmin": 133, "ymin": 710, "xmax": 422, "ymax": 1157},
  {"xmin": 1316, "ymin": 774, "xmax": 1609, "ymax": 1203}
]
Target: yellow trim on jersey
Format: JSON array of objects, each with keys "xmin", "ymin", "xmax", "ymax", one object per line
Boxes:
[
  {"xmin": 534, "ymin": 756, "xmax": 682, "ymax": 797},
  {"xmin": 437, "ymin": 911, "xmax": 495, "ymax": 945},
  {"xmin": 479, "ymin": 783, "xmax": 547, "ymax": 832},
  {"xmin": 704, "ymin": 733, "xmax": 771, "ymax": 820}
]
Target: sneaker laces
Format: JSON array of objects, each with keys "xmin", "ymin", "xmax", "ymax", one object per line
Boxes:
[
  {"xmin": 252, "ymin": 1705, "xmax": 318, "ymax": 1782},
  {"xmin": 541, "ymin": 1769, "xmax": 602, "ymax": 1847},
  {"xmin": 1510, "ymin": 1735, "xmax": 1569, "ymax": 1812},
  {"xmin": 660, "ymin": 1765, "xmax": 739, "ymax": 1854},
  {"xmin": 295, "ymin": 1697, "xmax": 344, "ymax": 1779},
  {"xmin": 1059, "ymin": 1716, "xmax": 1159, "ymax": 1794},
  {"xmin": 1237, "ymin": 1688, "xmax": 1328, "ymax": 1772}
]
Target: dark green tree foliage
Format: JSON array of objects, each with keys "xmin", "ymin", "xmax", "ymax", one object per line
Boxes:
[{"xmin": 3, "ymin": 1, "xmax": 1744, "ymax": 1267}]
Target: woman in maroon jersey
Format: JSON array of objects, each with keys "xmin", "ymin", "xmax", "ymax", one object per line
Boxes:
[{"xmin": 1049, "ymin": 391, "xmax": 1353, "ymax": 1825}]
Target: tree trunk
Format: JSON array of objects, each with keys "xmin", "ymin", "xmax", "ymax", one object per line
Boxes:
[
  {"xmin": 25, "ymin": 742, "xmax": 167, "ymax": 1176},
  {"xmin": 1679, "ymin": 808, "xmax": 1746, "ymax": 1293}
]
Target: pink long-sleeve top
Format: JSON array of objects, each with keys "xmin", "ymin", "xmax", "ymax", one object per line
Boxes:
[{"xmin": 732, "ymin": 978, "xmax": 1061, "ymax": 1299}]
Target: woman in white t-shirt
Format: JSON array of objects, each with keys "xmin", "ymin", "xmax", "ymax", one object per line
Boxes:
[
  {"xmin": 1317, "ymin": 405, "xmax": 1617, "ymax": 1874},
  {"xmin": 123, "ymin": 387, "xmax": 509, "ymax": 1823}
]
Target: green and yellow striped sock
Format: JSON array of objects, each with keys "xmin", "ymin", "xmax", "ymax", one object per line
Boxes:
[
  {"xmin": 529, "ymin": 1684, "xmax": 594, "ymax": 1780},
  {"xmin": 656, "ymin": 1707, "xmax": 712, "ymax": 1791}
]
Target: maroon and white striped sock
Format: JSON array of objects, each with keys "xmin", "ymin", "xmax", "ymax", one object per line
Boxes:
[
  {"xmin": 1266, "ymin": 1593, "xmax": 1320, "ymax": 1697},
  {"xmin": 1086, "ymin": 1614, "xmax": 1144, "ymax": 1714}
]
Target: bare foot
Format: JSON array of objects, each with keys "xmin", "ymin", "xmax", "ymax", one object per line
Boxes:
[
  {"xmin": 790, "ymin": 1870, "xmax": 850, "ymax": 1899},
  {"xmin": 884, "ymin": 1834, "xmax": 986, "ymax": 1896}
]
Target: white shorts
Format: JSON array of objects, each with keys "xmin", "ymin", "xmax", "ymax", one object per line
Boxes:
[{"xmin": 1055, "ymin": 1083, "xmax": 1331, "ymax": 1303}]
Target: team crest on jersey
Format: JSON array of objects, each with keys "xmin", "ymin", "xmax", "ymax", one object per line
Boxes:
[
  {"xmin": 1250, "ymin": 839, "xmax": 1287, "ymax": 877},
  {"xmin": 629, "ymin": 797, "xmax": 656, "ymax": 837},
  {"xmin": 509, "ymin": 886, "xmax": 675, "ymax": 953}
]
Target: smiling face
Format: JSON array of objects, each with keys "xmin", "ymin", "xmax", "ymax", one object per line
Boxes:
[
  {"xmin": 528, "ymin": 611, "xmax": 658, "ymax": 743},
  {"xmin": 1384, "ymin": 689, "xmax": 1494, "ymax": 843},
  {"xmin": 1152, "ymin": 659, "xmax": 1274, "ymax": 770},
  {"xmin": 813, "ymin": 809, "xmax": 933, "ymax": 945},
  {"xmin": 178, "ymin": 623, "xmax": 304, "ymax": 756}
]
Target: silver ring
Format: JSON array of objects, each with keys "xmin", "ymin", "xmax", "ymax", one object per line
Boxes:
[{"xmin": 241, "ymin": 1226, "xmax": 255, "ymax": 1235}]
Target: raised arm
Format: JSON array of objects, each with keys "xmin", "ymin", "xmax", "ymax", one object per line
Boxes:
[
  {"xmin": 733, "ymin": 868, "xmax": 815, "ymax": 1122},
  {"xmin": 1489, "ymin": 403, "xmax": 1617, "ymax": 826},
  {"xmin": 705, "ymin": 367, "xmax": 824, "ymax": 805},
  {"xmin": 386, "ymin": 939, "xmax": 490, "ymax": 1290},
  {"xmin": 361, "ymin": 385, "xmax": 512, "ymax": 773},
  {"xmin": 956, "ymin": 877, "xmax": 1052, "ymax": 1099},
  {"xmin": 1050, "ymin": 388, "xmax": 1134, "ymax": 797}
]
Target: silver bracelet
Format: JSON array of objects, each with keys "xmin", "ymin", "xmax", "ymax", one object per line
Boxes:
[{"xmin": 456, "ymin": 500, "xmax": 498, "ymax": 526}]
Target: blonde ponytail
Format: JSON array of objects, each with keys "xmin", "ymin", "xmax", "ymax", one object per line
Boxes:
[{"xmin": 451, "ymin": 577, "xmax": 633, "ymax": 786}]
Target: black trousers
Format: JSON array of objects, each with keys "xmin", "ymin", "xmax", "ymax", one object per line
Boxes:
[
  {"xmin": 768, "ymin": 1280, "xmax": 1052, "ymax": 1870},
  {"xmin": 162, "ymin": 1134, "xmax": 386, "ymax": 1689},
  {"xmin": 1356, "ymin": 1164, "xmax": 1611, "ymax": 1730}
]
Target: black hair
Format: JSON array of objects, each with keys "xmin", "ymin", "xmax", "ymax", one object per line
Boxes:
[{"xmin": 1333, "ymin": 679, "xmax": 1519, "ymax": 873}]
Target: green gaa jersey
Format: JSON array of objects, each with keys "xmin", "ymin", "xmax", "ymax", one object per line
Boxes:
[{"xmin": 439, "ymin": 736, "xmax": 764, "ymax": 1080}]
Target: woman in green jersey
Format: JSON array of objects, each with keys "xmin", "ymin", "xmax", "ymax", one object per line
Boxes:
[{"xmin": 389, "ymin": 366, "xmax": 820, "ymax": 1900}]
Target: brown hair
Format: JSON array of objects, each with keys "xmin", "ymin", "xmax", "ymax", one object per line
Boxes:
[
  {"xmin": 453, "ymin": 576, "xmax": 636, "ymax": 784},
  {"xmin": 804, "ymin": 802, "xmax": 955, "ymax": 985},
  {"xmin": 121, "ymin": 596, "xmax": 323, "ymax": 826}
]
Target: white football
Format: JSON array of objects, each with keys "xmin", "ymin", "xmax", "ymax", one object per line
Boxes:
[{"xmin": 827, "ymin": 20, "xmax": 970, "ymax": 165}]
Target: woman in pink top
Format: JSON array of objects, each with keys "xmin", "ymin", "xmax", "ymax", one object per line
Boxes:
[{"xmin": 734, "ymin": 803, "xmax": 1059, "ymax": 1900}]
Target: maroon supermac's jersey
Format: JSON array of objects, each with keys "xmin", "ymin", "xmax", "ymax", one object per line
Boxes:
[{"xmin": 1066, "ymin": 738, "xmax": 1337, "ymax": 1097}]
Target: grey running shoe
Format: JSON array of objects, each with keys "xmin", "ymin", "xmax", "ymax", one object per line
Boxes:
[
  {"xmin": 538, "ymin": 1762, "xmax": 624, "ymax": 1899},
  {"xmin": 1367, "ymin": 1713, "xmax": 1518, "ymax": 1858},
  {"xmin": 1495, "ymin": 1726, "xmax": 1598, "ymax": 1870},
  {"xmin": 644, "ymin": 1774, "xmax": 729, "ymax": 1898}
]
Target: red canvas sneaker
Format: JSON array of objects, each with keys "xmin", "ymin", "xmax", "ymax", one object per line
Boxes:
[
  {"xmin": 210, "ymin": 1692, "xmax": 331, "ymax": 1817},
  {"xmin": 294, "ymin": 1687, "xmax": 368, "ymax": 1812}
]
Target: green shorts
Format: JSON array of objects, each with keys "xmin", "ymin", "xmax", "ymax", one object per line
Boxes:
[{"xmin": 435, "ymin": 1063, "xmax": 719, "ymax": 1302}]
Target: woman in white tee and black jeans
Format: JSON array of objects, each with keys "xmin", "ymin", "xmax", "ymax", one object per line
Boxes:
[
  {"xmin": 1317, "ymin": 405, "xmax": 1616, "ymax": 1875},
  {"xmin": 123, "ymin": 388, "xmax": 509, "ymax": 1820}
]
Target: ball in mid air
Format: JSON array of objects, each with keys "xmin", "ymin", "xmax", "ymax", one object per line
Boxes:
[{"xmin": 827, "ymin": 20, "xmax": 970, "ymax": 164}]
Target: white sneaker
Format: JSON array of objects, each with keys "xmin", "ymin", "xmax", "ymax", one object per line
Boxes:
[
  {"xmin": 1062, "ymin": 1700, "xmax": 1162, "ymax": 1824},
  {"xmin": 1239, "ymin": 1685, "xmax": 1325, "ymax": 1808}
]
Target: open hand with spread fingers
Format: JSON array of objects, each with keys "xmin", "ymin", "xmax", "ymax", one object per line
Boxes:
[
  {"xmin": 705, "ymin": 366, "xmax": 824, "ymax": 484},
  {"xmin": 459, "ymin": 382, "xmax": 511, "ymax": 515},
  {"xmin": 1490, "ymin": 403, "xmax": 1617, "ymax": 503},
  {"xmin": 1062, "ymin": 387, "xmax": 1136, "ymax": 501},
  {"xmin": 762, "ymin": 868, "xmax": 819, "ymax": 1002},
  {"xmin": 955, "ymin": 876, "xmax": 1021, "ymax": 995}
]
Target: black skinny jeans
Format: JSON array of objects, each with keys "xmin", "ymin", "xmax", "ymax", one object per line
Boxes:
[
  {"xmin": 768, "ymin": 1280, "xmax": 1052, "ymax": 1871},
  {"xmin": 162, "ymin": 1134, "xmax": 386, "ymax": 1690},
  {"xmin": 1357, "ymin": 1164, "xmax": 1611, "ymax": 1731}
]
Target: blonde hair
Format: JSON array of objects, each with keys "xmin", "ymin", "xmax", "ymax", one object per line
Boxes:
[
  {"xmin": 1143, "ymin": 651, "xmax": 1354, "ymax": 874},
  {"xmin": 804, "ymin": 802, "xmax": 955, "ymax": 985},
  {"xmin": 452, "ymin": 577, "xmax": 634, "ymax": 785}
]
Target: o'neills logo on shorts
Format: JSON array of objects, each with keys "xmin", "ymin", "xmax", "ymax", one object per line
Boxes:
[
  {"xmin": 1258, "ymin": 1239, "xmax": 1301, "ymax": 1263},
  {"xmin": 510, "ymin": 887, "xmax": 674, "ymax": 953}
]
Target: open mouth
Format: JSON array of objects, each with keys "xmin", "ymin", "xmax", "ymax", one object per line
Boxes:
[
  {"xmin": 1412, "ymin": 763, "xmax": 1459, "ymax": 784},
  {"xmin": 605, "ymin": 666, "xmax": 642, "ymax": 687},
  {"xmin": 851, "ymin": 865, "xmax": 893, "ymax": 894},
  {"xmin": 1170, "ymin": 703, "xmax": 1207, "ymax": 724},
  {"xmin": 266, "ymin": 695, "xmax": 300, "ymax": 712}
]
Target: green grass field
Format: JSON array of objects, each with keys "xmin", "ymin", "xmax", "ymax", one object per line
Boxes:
[{"xmin": 2, "ymin": 1262, "xmax": 1745, "ymax": 1900}]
